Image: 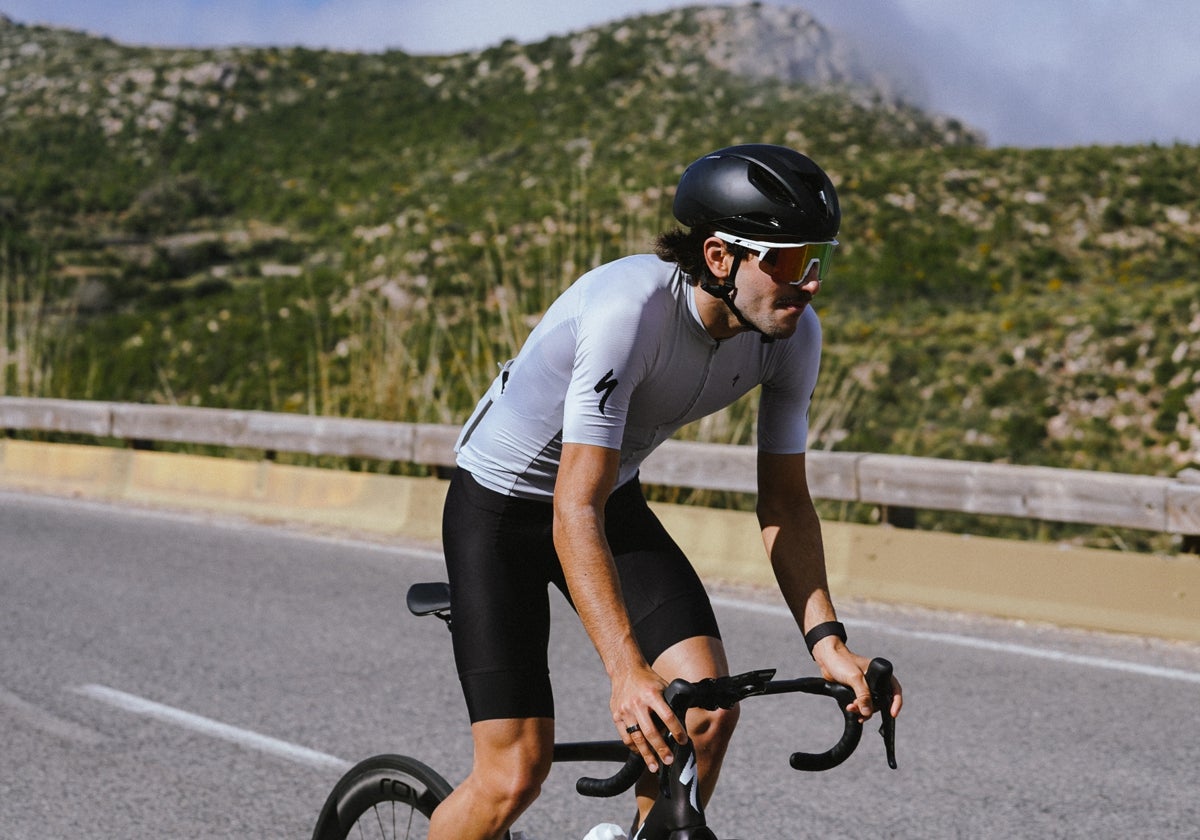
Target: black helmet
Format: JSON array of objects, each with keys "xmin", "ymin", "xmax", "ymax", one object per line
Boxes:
[{"xmin": 673, "ymin": 144, "xmax": 840, "ymax": 242}]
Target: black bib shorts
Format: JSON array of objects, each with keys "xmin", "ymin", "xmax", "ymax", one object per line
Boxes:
[{"xmin": 441, "ymin": 469, "xmax": 721, "ymax": 723}]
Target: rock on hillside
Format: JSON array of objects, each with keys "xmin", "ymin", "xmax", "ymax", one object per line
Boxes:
[{"xmin": 677, "ymin": 4, "xmax": 911, "ymax": 99}]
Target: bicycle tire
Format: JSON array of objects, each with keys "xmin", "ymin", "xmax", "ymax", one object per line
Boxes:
[{"xmin": 311, "ymin": 754, "xmax": 453, "ymax": 840}]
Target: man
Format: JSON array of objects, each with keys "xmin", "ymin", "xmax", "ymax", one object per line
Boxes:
[{"xmin": 433, "ymin": 144, "xmax": 903, "ymax": 840}]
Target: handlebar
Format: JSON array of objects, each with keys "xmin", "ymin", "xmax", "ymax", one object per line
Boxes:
[
  {"xmin": 574, "ymin": 658, "xmax": 897, "ymax": 797},
  {"xmin": 773, "ymin": 657, "xmax": 897, "ymax": 771},
  {"xmin": 573, "ymin": 747, "xmax": 649, "ymax": 798}
]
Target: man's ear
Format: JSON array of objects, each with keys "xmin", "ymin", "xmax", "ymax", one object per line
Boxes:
[{"xmin": 702, "ymin": 237, "xmax": 731, "ymax": 280}]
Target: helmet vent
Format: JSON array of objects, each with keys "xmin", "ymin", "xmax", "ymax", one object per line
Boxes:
[
  {"xmin": 747, "ymin": 164, "xmax": 799, "ymax": 209},
  {"xmin": 739, "ymin": 212, "xmax": 782, "ymax": 230}
]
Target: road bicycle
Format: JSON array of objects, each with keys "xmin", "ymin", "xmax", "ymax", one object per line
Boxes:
[{"xmin": 311, "ymin": 582, "xmax": 898, "ymax": 840}]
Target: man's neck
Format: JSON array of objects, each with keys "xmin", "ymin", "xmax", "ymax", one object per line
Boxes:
[{"xmin": 693, "ymin": 284, "xmax": 745, "ymax": 341}]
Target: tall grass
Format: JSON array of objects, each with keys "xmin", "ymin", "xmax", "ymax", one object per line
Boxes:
[
  {"xmin": 328, "ymin": 177, "xmax": 664, "ymax": 425},
  {"xmin": 1, "ymin": 236, "xmax": 69, "ymax": 398}
]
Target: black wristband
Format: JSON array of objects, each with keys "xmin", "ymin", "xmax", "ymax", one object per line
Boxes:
[{"xmin": 804, "ymin": 621, "xmax": 847, "ymax": 657}]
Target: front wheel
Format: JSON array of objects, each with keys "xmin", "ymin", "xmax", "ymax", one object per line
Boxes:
[{"xmin": 311, "ymin": 754, "xmax": 452, "ymax": 840}]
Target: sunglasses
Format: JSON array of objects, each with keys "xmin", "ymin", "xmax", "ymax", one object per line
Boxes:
[{"xmin": 713, "ymin": 231, "xmax": 838, "ymax": 284}]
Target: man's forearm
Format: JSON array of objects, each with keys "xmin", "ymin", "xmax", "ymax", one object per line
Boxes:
[
  {"xmin": 759, "ymin": 500, "xmax": 838, "ymax": 634},
  {"xmin": 553, "ymin": 504, "xmax": 645, "ymax": 676}
]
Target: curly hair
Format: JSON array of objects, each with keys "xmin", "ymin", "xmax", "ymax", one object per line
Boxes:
[{"xmin": 654, "ymin": 226, "xmax": 748, "ymax": 287}]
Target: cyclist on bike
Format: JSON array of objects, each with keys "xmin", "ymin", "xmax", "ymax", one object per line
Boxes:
[{"xmin": 434, "ymin": 144, "xmax": 903, "ymax": 840}]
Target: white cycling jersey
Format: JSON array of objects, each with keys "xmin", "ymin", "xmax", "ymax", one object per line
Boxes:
[{"xmin": 454, "ymin": 254, "xmax": 821, "ymax": 500}]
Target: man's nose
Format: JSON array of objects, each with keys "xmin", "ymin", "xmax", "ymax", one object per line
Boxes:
[{"xmin": 789, "ymin": 262, "xmax": 821, "ymax": 293}]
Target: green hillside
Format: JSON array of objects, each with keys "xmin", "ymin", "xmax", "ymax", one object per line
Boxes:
[{"xmin": 2, "ymin": 5, "xmax": 1198, "ymax": 548}]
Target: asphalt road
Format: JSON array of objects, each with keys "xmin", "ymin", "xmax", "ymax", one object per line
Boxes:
[{"xmin": 3, "ymin": 490, "xmax": 1199, "ymax": 839}]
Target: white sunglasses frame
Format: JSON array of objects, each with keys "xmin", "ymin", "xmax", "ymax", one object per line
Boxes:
[{"xmin": 712, "ymin": 230, "xmax": 839, "ymax": 285}]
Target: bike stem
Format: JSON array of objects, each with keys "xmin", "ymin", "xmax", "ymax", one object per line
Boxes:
[{"xmin": 632, "ymin": 736, "xmax": 716, "ymax": 840}]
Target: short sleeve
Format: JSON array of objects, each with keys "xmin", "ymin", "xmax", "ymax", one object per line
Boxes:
[{"xmin": 757, "ymin": 307, "xmax": 822, "ymax": 453}]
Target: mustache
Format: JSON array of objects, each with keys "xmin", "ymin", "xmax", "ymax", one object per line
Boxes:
[{"xmin": 777, "ymin": 291, "xmax": 813, "ymax": 307}]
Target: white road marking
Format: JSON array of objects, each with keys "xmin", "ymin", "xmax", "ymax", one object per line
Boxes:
[
  {"xmin": 74, "ymin": 684, "xmax": 352, "ymax": 771},
  {"xmin": 709, "ymin": 595, "xmax": 1200, "ymax": 686}
]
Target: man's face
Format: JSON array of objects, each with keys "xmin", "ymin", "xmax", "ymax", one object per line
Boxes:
[{"xmin": 727, "ymin": 250, "xmax": 822, "ymax": 340}]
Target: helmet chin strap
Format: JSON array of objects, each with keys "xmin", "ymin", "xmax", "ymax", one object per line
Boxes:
[{"xmin": 698, "ymin": 252, "xmax": 775, "ymax": 343}]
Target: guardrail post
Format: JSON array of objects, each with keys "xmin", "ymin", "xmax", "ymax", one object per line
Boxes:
[
  {"xmin": 1180, "ymin": 468, "xmax": 1200, "ymax": 555},
  {"xmin": 879, "ymin": 505, "xmax": 916, "ymax": 529}
]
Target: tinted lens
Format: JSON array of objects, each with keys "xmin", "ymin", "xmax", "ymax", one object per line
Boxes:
[{"xmin": 761, "ymin": 242, "xmax": 836, "ymax": 283}]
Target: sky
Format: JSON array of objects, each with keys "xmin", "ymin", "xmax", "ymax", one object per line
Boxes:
[{"xmin": 5, "ymin": 0, "xmax": 1200, "ymax": 149}]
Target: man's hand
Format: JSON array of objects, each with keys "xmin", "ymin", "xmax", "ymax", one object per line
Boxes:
[
  {"xmin": 609, "ymin": 663, "xmax": 688, "ymax": 773},
  {"xmin": 812, "ymin": 638, "xmax": 904, "ymax": 721}
]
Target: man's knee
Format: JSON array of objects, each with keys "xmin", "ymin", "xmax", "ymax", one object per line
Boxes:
[
  {"xmin": 478, "ymin": 765, "xmax": 547, "ymax": 818},
  {"xmin": 688, "ymin": 702, "xmax": 740, "ymax": 753},
  {"xmin": 470, "ymin": 720, "xmax": 555, "ymax": 817}
]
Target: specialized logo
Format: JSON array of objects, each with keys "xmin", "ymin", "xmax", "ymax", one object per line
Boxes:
[
  {"xmin": 593, "ymin": 369, "xmax": 619, "ymax": 415},
  {"xmin": 680, "ymin": 750, "xmax": 700, "ymax": 811}
]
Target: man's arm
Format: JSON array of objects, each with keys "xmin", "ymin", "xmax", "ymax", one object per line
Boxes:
[
  {"xmin": 553, "ymin": 442, "xmax": 687, "ymax": 770},
  {"xmin": 757, "ymin": 450, "xmax": 902, "ymax": 719}
]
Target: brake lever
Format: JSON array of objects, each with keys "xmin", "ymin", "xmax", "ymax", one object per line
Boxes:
[{"xmin": 865, "ymin": 658, "xmax": 898, "ymax": 770}]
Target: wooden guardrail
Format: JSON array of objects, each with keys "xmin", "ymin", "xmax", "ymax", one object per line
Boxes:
[{"xmin": 3, "ymin": 397, "xmax": 1199, "ymax": 538}]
